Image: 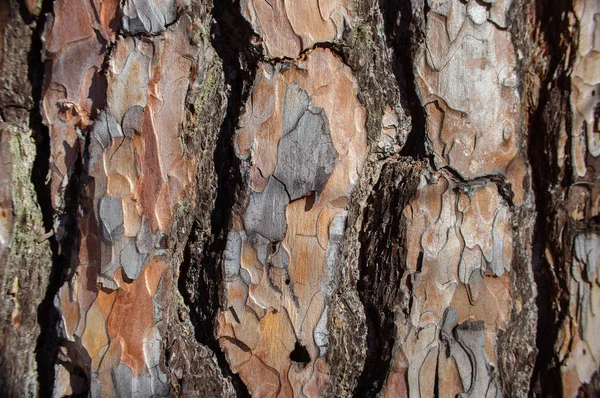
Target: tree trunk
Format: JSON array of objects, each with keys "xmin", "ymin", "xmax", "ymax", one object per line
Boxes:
[{"xmin": 0, "ymin": 0, "xmax": 598, "ymax": 396}]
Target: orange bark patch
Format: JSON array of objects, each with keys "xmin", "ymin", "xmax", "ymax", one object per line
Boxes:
[{"xmin": 108, "ymin": 258, "xmax": 166, "ymax": 375}]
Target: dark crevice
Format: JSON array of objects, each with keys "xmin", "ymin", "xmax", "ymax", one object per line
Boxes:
[
  {"xmin": 378, "ymin": 0, "xmax": 427, "ymax": 158},
  {"xmin": 35, "ymin": 131, "xmax": 87, "ymax": 395},
  {"xmin": 270, "ymin": 173, "xmax": 292, "ymax": 202},
  {"xmin": 177, "ymin": 0, "xmax": 259, "ymax": 396},
  {"xmin": 351, "ymin": 0, "xmax": 428, "ymax": 394},
  {"xmin": 441, "ymin": 167, "xmax": 517, "ymax": 208},
  {"xmin": 416, "ymin": 251, "xmax": 424, "ymax": 274},
  {"xmin": 31, "ymin": 0, "xmax": 106, "ymax": 394},
  {"xmin": 522, "ymin": 0, "xmax": 575, "ymax": 395},
  {"xmin": 26, "ymin": 0, "xmax": 68, "ymax": 396},
  {"xmin": 26, "ymin": 0, "xmax": 53, "ymax": 236},
  {"xmin": 262, "ymin": 40, "xmax": 348, "ymax": 65},
  {"xmin": 289, "ymin": 342, "xmax": 311, "ymax": 367},
  {"xmin": 433, "ymin": 357, "xmax": 440, "ymax": 398},
  {"xmin": 99, "ymin": 38, "xmax": 116, "ymax": 77},
  {"xmin": 354, "ymin": 161, "xmax": 422, "ymax": 397}
]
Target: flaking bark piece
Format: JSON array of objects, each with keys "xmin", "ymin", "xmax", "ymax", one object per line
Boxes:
[
  {"xmin": 122, "ymin": 105, "xmax": 144, "ymax": 138},
  {"xmin": 244, "ymin": 177, "xmax": 289, "ymax": 242},
  {"xmin": 569, "ymin": 0, "xmax": 600, "ymax": 178},
  {"xmin": 224, "ymin": 231, "xmax": 243, "ymax": 280},
  {"xmin": 49, "ymin": 11, "xmax": 203, "ymax": 396},
  {"xmin": 415, "ymin": 0, "xmax": 523, "ymax": 184},
  {"xmin": 121, "ymin": 0, "xmax": 188, "ymax": 34},
  {"xmin": 41, "ymin": 0, "xmax": 108, "ymax": 217},
  {"xmin": 282, "ymin": 83, "xmax": 310, "ymax": 135},
  {"xmin": 136, "ymin": 216, "xmax": 156, "ymax": 255},
  {"xmin": 561, "ymin": 233, "xmax": 600, "ymax": 395},
  {"xmin": 98, "ymin": 196, "xmax": 124, "ymax": 243},
  {"xmin": 385, "ymin": 173, "xmax": 512, "ymax": 396},
  {"xmin": 442, "ymin": 309, "xmax": 501, "ymax": 398},
  {"xmin": 273, "ymin": 106, "xmax": 338, "ymax": 201},
  {"xmin": 120, "ymin": 240, "xmax": 150, "ymax": 280},
  {"xmin": 219, "ymin": 48, "xmax": 367, "ymax": 396},
  {"xmin": 239, "ymin": 0, "xmax": 355, "ymax": 58},
  {"xmin": 555, "ymin": 1, "xmax": 600, "ymax": 393},
  {"xmin": 454, "ymin": 321, "xmax": 499, "ymax": 398}
]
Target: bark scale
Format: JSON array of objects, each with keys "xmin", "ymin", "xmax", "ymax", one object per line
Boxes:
[{"xmin": 0, "ymin": 0, "xmax": 598, "ymax": 397}]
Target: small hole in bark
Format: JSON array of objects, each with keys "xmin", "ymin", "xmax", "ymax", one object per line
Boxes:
[
  {"xmin": 157, "ymin": 234, "xmax": 169, "ymax": 250},
  {"xmin": 416, "ymin": 251, "xmax": 424, "ymax": 273},
  {"xmin": 304, "ymin": 192, "xmax": 316, "ymax": 211},
  {"xmin": 285, "ymin": 278, "xmax": 290, "ymax": 285},
  {"xmin": 290, "ymin": 342, "xmax": 310, "ymax": 366},
  {"xmin": 268, "ymin": 241, "xmax": 279, "ymax": 255}
]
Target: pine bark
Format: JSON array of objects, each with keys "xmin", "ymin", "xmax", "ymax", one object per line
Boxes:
[{"xmin": 0, "ymin": 0, "xmax": 598, "ymax": 397}]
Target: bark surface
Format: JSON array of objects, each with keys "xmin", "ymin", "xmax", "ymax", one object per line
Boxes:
[{"xmin": 0, "ymin": 0, "xmax": 598, "ymax": 397}]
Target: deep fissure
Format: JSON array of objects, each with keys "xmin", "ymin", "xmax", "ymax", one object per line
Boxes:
[
  {"xmin": 175, "ymin": 0, "xmax": 259, "ymax": 395},
  {"xmin": 524, "ymin": 0, "xmax": 577, "ymax": 394},
  {"xmin": 28, "ymin": 0, "xmax": 76, "ymax": 395}
]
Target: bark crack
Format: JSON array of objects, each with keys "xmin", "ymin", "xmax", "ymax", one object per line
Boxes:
[
  {"xmin": 524, "ymin": 0, "xmax": 577, "ymax": 393},
  {"xmin": 28, "ymin": 0, "xmax": 73, "ymax": 395},
  {"xmin": 175, "ymin": 0, "xmax": 260, "ymax": 396}
]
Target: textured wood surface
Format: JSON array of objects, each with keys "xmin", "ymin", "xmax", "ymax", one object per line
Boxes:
[
  {"xmin": 239, "ymin": 0, "xmax": 354, "ymax": 58},
  {"xmin": 556, "ymin": 0, "xmax": 600, "ymax": 394},
  {"xmin": 45, "ymin": 5, "xmax": 201, "ymax": 395},
  {"xmin": 0, "ymin": 0, "xmax": 598, "ymax": 396},
  {"xmin": 217, "ymin": 48, "xmax": 367, "ymax": 396},
  {"xmin": 379, "ymin": 2, "xmax": 524, "ymax": 395}
]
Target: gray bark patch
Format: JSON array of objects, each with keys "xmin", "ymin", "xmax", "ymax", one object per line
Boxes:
[
  {"xmin": 282, "ymin": 83, "xmax": 310, "ymax": 136},
  {"xmin": 121, "ymin": 0, "xmax": 176, "ymax": 34},
  {"xmin": 274, "ymin": 106, "xmax": 338, "ymax": 201},
  {"xmin": 120, "ymin": 239, "xmax": 149, "ymax": 280},
  {"xmin": 244, "ymin": 177, "xmax": 288, "ymax": 242},
  {"xmin": 99, "ymin": 196, "xmax": 124, "ymax": 243}
]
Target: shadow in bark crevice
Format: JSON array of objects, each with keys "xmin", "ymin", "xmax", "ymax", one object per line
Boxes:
[
  {"xmin": 352, "ymin": 0, "xmax": 428, "ymax": 394},
  {"xmin": 354, "ymin": 160, "xmax": 422, "ymax": 397},
  {"xmin": 378, "ymin": 0, "xmax": 428, "ymax": 159},
  {"xmin": 25, "ymin": 0, "xmax": 81, "ymax": 395},
  {"xmin": 31, "ymin": 0, "xmax": 112, "ymax": 394},
  {"xmin": 177, "ymin": 1, "xmax": 260, "ymax": 396},
  {"xmin": 521, "ymin": 0, "xmax": 576, "ymax": 395}
]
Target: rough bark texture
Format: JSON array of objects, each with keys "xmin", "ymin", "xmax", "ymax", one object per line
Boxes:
[{"xmin": 0, "ymin": 0, "xmax": 598, "ymax": 397}]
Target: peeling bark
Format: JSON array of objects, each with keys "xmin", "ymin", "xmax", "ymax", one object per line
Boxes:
[{"xmin": 0, "ymin": 0, "xmax": 598, "ymax": 397}]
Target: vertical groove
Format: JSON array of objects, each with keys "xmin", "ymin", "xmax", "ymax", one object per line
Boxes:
[
  {"xmin": 28, "ymin": 0, "xmax": 71, "ymax": 395},
  {"xmin": 378, "ymin": 0, "xmax": 428, "ymax": 158},
  {"xmin": 351, "ymin": 0, "xmax": 428, "ymax": 395},
  {"xmin": 522, "ymin": 0, "xmax": 576, "ymax": 394},
  {"xmin": 354, "ymin": 160, "xmax": 423, "ymax": 397},
  {"xmin": 177, "ymin": 0, "xmax": 260, "ymax": 395}
]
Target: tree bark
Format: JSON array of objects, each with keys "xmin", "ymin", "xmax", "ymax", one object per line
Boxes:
[{"xmin": 0, "ymin": 0, "xmax": 598, "ymax": 397}]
